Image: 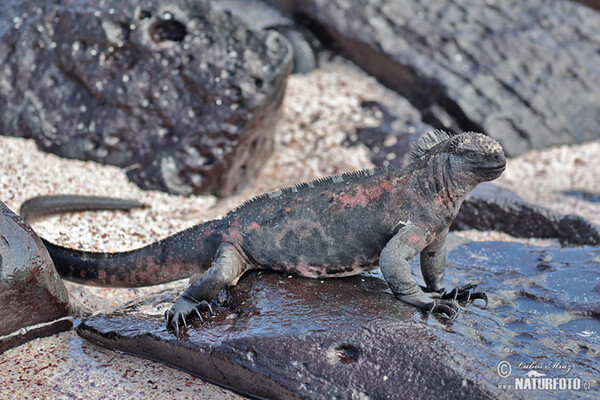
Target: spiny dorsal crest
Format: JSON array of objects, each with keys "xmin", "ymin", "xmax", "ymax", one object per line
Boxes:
[{"xmin": 410, "ymin": 129, "xmax": 455, "ymax": 161}]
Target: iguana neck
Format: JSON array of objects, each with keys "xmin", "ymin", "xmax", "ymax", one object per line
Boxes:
[{"xmin": 414, "ymin": 154, "xmax": 477, "ymax": 221}]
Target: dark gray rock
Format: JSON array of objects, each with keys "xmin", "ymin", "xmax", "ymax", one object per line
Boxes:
[
  {"xmin": 570, "ymin": 0, "xmax": 600, "ymax": 11},
  {"xmin": 345, "ymin": 97, "xmax": 432, "ymax": 169},
  {"xmin": 0, "ymin": 202, "xmax": 71, "ymax": 354},
  {"xmin": 77, "ymin": 275, "xmax": 503, "ymax": 399},
  {"xmin": 0, "ymin": 0, "xmax": 292, "ymax": 197},
  {"xmin": 76, "ymin": 241, "xmax": 600, "ymax": 399},
  {"xmin": 264, "ymin": 0, "xmax": 600, "ymax": 156},
  {"xmin": 453, "ymin": 183, "xmax": 600, "ymax": 245},
  {"xmin": 562, "ymin": 190, "xmax": 600, "ymax": 204}
]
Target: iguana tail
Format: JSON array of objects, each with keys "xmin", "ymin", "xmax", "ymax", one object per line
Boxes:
[{"xmin": 20, "ymin": 195, "xmax": 223, "ymax": 287}]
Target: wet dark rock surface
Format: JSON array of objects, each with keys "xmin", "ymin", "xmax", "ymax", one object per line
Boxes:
[
  {"xmin": 0, "ymin": 0, "xmax": 292, "ymax": 197},
  {"xmin": 0, "ymin": 202, "xmax": 71, "ymax": 353},
  {"xmin": 78, "ymin": 240, "xmax": 600, "ymax": 399},
  {"xmin": 265, "ymin": 0, "xmax": 600, "ymax": 156},
  {"xmin": 454, "ymin": 183, "xmax": 600, "ymax": 245}
]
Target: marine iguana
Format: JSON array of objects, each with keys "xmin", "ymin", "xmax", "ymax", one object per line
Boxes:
[{"xmin": 20, "ymin": 130, "xmax": 506, "ymax": 334}]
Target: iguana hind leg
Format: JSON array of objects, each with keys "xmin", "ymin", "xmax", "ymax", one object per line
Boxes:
[{"xmin": 166, "ymin": 242, "xmax": 248, "ymax": 334}]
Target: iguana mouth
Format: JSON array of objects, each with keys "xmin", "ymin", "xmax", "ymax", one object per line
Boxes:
[
  {"xmin": 482, "ymin": 165, "xmax": 506, "ymax": 172},
  {"xmin": 478, "ymin": 165, "xmax": 506, "ymax": 176}
]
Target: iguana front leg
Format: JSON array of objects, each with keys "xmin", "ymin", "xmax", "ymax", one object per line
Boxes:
[
  {"xmin": 380, "ymin": 224, "xmax": 459, "ymax": 320},
  {"xmin": 420, "ymin": 231, "xmax": 487, "ymax": 306},
  {"xmin": 166, "ymin": 242, "xmax": 248, "ymax": 334}
]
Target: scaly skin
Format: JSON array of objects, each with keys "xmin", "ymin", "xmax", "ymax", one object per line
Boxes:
[{"xmin": 21, "ymin": 131, "xmax": 506, "ymax": 334}]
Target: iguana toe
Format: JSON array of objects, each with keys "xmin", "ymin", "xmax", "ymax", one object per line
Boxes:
[
  {"xmin": 439, "ymin": 283, "xmax": 487, "ymax": 306},
  {"xmin": 470, "ymin": 291, "xmax": 488, "ymax": 308},
  {"xmin": 427, "ymin": 300, "xmax": 460, "ymax": 322},
  {"xmin": 166, "ymin": 296, "xmax": 215, "ymax": 334}
]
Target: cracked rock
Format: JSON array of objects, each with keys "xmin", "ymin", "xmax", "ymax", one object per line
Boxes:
[{"xmin": 265, "ymin": 0, "xmax": 600, "ymax": 156}]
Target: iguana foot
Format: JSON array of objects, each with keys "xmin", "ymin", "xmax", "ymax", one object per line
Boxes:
[
  {"xmin": 396, "ymin": 292, "xmax": 460, "ymax": 322},
  {"xmin": 440, "ymin": 283, "xmax": 488, "ymax": 307},
  {"xmin": 165, "ymin": 295, "xmax": 213, "ymax": 335},
  {"xmin": 426, "ymin": 299, "xmax": 460, "ymax": 321}
]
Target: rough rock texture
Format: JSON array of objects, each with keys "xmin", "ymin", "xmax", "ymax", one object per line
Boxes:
[
  {"xmin": 0, "ymin": 0, "xmax": 292, "ymax": 196},
  {"xmin": 77, "ymin": 240, "xmax": 600, "ymax": 399},
  {"xmin": 454, "ymin": 183, "xmax": 600, "ymax": 245},
  {"xmin": 571, "ymin": 0, "xmax": 600, "ymax": 10},
  {"xmin": 265, "ymin": 0, "xmax": 600, "ymax": 156},
  {"xmin": 78, "ymin": 277, "xmax": 503, "ymax": 400},
  {"xmin": 345, "ymin": 97, "xmax": 432, "ymax": 169},
  {"xmin": 216, "ymin": 0, "xmax": 316, "ymax": 74},
  {"xmin": 0, "ymin": 202, "xmax": 71, "ymax": 354}
]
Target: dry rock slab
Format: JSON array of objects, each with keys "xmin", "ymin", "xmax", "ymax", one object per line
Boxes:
[
  {"xmin": 0, "ymin": 202, "xmax": 71, "ymax": 354},
  {"xmin": 266, "ymin": 0, "xmax": 600, "ymax": 156},
  {"xmin": 0, "ymin": 0, "xmax": 292, "ymax": 196}
]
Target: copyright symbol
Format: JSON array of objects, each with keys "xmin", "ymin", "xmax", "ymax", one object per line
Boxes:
[{"xmin": 497, "ymin": 361, "xmax": 512, "ymax": 378}]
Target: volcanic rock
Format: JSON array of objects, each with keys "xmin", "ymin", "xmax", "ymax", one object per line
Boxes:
[
  {"xmin": 345, "ymin": 97, "xmax": 432, "ymax": 169},
  {"xmin": 454, "ymin": 183, "xmax": 600, "ymax": 245},
  {"xmin": 0, "ymin": 0, "xmax": 292, "ymax": 196},
  {"xmin": 76, "ymin": 240, "xmax": 600, "ymax": 399},
  {"xmin": 0, "ymin": 202, "xmax": 71, "ymax": 354},
  {"xmin": 264, "ymin": 0, "xmax": 600, "ymax": 156},
  {"xmin": 215, "ymin": 0, "xmax": 316, "ymax": 74}
]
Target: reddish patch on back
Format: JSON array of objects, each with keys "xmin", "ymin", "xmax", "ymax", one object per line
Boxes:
[
  {"xmin": 334, "ymin": 186, "xmax": 369, "ymax": 209},
  {"xmin": 247, "ymin": 222, "xmax": 260, "ymax": 232},
  {"xmin": 366, "ymin": 179, "xmax": 393, "ymax": 199},
  {"xmin": 332, "ymin": 179, "xmax": 393, "ymax": 210},
  {"xmin": 222, "ymin": 220, "xmax": 243, "ymax": 243}
]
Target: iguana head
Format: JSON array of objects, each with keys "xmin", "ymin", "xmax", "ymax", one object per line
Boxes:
[
  {"xmin": 449, "ymin": 132, "xmax": 506, "ymax": 182},
  {"xmin": 411, "ymin": 130, "xmax": 506, "ymax": 183}
]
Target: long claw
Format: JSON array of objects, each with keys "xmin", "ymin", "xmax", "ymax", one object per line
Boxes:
[
  {"xmin": 464, "ymin": 290, "xmax": 472, "ymax": 304},
  {"xmin": 181, "ymin": 315, "xmax": 188, "ymax": 330},
  {"xmin": 426, "ymin": 302, "xmax": 436, "ymax": 316},
  {"xmin": 440, "ymin": 302, "xmax": 459, "ymax": 322},
  {"xmin": 471, "ymin": 292, "xmax": 488, "ymax": 307},
  {"xmin": 441, "ymin": 288, "xmax": 458, "ymax": 301},
  {"xmin": 194, "ymin": 308, "xmax": 204, "ymax": 322},
  {"xmin": 425, "ymin": 300, "xmax": 460, "ymax": 322},
  {"xmin": 451, "ymin": 288, "xmax": 458, "ymax": 301}
]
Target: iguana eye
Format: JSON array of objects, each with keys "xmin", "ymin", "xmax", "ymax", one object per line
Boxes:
[{"xmin": 466, "ymin": 151, "xmax": 477, "ymax": 159}]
